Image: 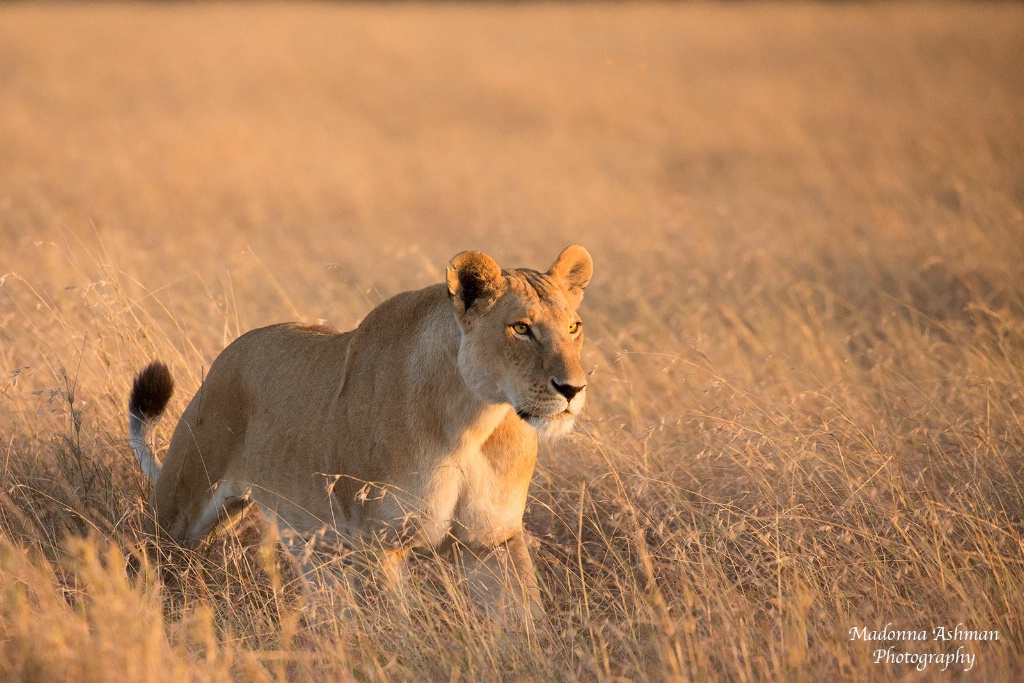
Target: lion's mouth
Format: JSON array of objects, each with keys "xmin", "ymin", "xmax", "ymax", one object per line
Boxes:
[
  {"xmin": 516, "ymin": 408, "xmax": 573, "ymax": 422},
  {"xmin": 516, "ymin": 407, "xmax": 577, "ymax": 440}
]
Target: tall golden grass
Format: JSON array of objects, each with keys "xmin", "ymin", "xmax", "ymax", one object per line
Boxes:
[{"xmin": 1, "ymin": 2, "xmax": 1023, "ymax": 679}]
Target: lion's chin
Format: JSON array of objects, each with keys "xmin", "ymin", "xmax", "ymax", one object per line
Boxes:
[{"xmin": 521, "ymin": 411, "xmax": 577, "ymax": 440}]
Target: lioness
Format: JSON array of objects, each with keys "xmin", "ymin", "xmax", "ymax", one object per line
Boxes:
[{"xmin": 129, "ymin": 246, "xmax": 592, "ymax": 620}]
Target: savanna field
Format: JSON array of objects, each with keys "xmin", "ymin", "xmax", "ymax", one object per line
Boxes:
[{"xmin": 1, "ymin": 2, "xmax": 1023, "ymax": 680}]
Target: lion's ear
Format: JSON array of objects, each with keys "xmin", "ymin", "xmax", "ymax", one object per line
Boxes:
[
  {"xmin": 447, "ymin": 250, "xmax": 505, "ymax": 319},
  {"xmin": 547, "ymin": 245, "xmax": 593, "ymax": 309}
]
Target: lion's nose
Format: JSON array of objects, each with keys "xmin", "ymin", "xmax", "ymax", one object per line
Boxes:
[{"xmin": 551, "ymin": 379, "xmax": 586, "ymax": 401}]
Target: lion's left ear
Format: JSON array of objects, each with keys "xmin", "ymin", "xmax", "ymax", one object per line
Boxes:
[{"xmin": 547, "ymin": 245, "xmax": 593, "ymax": 309}]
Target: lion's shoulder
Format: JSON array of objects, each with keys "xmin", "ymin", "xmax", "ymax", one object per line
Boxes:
[{"xmin": 287, "ymin": 322, "xmax": 340, "ymax": 336}]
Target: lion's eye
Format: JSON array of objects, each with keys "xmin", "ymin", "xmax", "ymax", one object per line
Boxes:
[
  {"xmin": 511, "ymin": 322, "xmax": 531, "ymax": 336},
  {"xmin": 568, "ymin": 321, "xmax": 582, "ymax": 335}
]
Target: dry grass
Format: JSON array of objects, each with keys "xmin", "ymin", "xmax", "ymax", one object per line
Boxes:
[{"xmin": 2, "ymin": 1, "xmax": 1024, "ymax": 680}]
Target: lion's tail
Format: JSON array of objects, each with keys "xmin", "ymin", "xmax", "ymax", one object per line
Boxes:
[{"xmin": 128, "ymin": 361, "xmax": 174, "ymax": 482}]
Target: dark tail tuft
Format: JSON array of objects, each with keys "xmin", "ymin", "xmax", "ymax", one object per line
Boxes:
[{"xmin": 129, "ymin": 360, "xmax": 174, "ymax": 420}]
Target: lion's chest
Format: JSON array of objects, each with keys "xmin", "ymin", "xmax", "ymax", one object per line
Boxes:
[
  {"xmin": 342, "ymin": 404, "xmax": 531, "ymax": 549},
  {"xmin": 391, "ymin": 447, "xmax": 527, "ymax": 548},
  {"xmin": 357, "ymin": 443, "xmax": 529, "ymax": 550}
]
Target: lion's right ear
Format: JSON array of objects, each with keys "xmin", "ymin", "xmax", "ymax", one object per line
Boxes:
[{"xmin": 446, "ymin": 251, "xmax": 505, "ymax": 320}]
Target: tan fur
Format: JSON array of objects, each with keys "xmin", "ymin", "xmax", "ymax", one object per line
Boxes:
[{"xmin": 131, "ymin": 245, "xmax": 593, "ymax": 620}]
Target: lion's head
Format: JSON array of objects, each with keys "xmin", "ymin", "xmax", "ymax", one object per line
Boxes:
[{"xmin": 446, "ymin": 245, "xmax": 593, "ymax": 439}]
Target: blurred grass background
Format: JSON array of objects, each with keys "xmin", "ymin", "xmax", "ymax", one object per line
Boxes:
[{"xmin": 1, "ymin": 2, "xmax": 1023, "ymax": 680}]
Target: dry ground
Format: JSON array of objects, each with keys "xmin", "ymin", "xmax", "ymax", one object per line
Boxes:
[{"xmin": 2, "ymin": 2, "xmax": 1024, "ymax": 680}]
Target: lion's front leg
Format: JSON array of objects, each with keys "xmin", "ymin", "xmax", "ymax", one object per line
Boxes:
[
  {"xmin": 455, "ymin": 528, "xmax": 543, "ymax": 627},
  {"xmin": 351, "ymin": 544, "xmax": 410, "ymax": 598}
]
